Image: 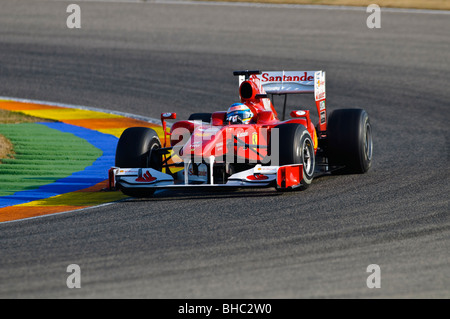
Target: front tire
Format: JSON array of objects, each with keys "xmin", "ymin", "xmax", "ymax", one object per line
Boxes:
[
  {"xmin": 115, "ymin": 127, "xmax": 162, "ymax": 169},
  {"xmin": 115, "ymin": 127, "xmax": 162, "ymax": 197},
  {"xmin": 275, "ymin": 123, "xmax": 315, "ymax": 190}
]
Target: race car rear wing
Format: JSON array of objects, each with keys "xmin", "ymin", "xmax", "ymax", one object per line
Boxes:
[
  {"xmin": 236, "ymin": 70, "xmax": 327, "ymax": 131},
  {"xmin": 237, "ymin": 70, "xmax": 325, "ymax": 96}
]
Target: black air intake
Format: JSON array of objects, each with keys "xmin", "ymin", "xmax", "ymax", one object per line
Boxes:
[{"xmin": 239, "ymin": 81, "xmax": 254, "ymax": 99}]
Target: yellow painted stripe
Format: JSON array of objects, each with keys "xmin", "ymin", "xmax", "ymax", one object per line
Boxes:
[
  {"xmin": 96, "ymin": 128, "xmax": 127, "ymax": 138},
  {"xmin": 19, "ymin": 109, "xmax": 123, "ymax": 121},
  {"xmin": 97, "ymin": 126, "xmax": 166, "ymax": 139}
]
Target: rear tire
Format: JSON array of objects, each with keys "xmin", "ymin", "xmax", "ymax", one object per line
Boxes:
[
  {"xmin": 115, "ymin": 127, "xmax": 162, "ymax": 197},
  {"xmin": 274, "ymin": 123, "xmax": 315, "ymax": 190},
  {"xmin": 327, "ymin": 108, "xmax": 373, "ymax": 173}
]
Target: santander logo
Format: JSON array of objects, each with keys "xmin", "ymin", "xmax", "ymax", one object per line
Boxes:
[{"xmin": 261, "ymin": 72, "xmax": 314, "ymax": 83}]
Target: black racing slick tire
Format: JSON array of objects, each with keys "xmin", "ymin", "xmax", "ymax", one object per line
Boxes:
[
  {"xmin": 274, "ymin": 123, "xmax": 315, "ymax": 190},
  {"xmin": 188, "ymin": 113, "xmax": 212, "ymax": 123},
  {"xmin": 115, "ymin": 127, "xmax": 162, "ymax": 169},
  {"xmin": 327, "ymin": 108, "xmax": 373, "ymax": 174},
  {"xmin": 115, "ymin": 127, "xmax": 162, "ymax": 197}
]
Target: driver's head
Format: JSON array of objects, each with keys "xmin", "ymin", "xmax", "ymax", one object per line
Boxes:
[{"xmin": 226, "ymin": 103, "xmax": 253, "ymax": 124}]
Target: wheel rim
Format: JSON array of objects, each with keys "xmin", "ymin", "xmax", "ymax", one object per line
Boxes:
[
  {"xmin": 365, "ymin": 122, "xmax": 373, "ymax": 161},
  {"xmin": 302, "ymin": 139, "xmax": 313, "ymax": 176}
]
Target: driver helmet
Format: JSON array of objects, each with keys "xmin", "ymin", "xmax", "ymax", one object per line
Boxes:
[{"xmin": 226, "ymin": 103, "xmax": 253, "ymax": 124}]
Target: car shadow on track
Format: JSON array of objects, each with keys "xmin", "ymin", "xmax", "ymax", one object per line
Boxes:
[{"xmin": 123, "ymin": 188, "xmax": 284, "ymax": 202}]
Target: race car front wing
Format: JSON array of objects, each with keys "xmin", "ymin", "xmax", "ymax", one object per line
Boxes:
[{"xmin": 109, "ymin": 162, "xmax": 304, "ymax": 193}]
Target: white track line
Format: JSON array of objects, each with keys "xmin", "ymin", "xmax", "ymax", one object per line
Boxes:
[{"xmin": 0, "ymin": 202, "xmax": 121, "ymax": 225}]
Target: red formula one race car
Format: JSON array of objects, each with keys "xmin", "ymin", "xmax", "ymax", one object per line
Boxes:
[{"xmin": 109, "ymin": 70, "xmax": 373, "ymax": 197}]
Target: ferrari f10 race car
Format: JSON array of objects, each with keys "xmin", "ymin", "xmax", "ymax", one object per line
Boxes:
[{"xmin": 109, "ymin": 70, "xmax": 373, "ymax": 197}]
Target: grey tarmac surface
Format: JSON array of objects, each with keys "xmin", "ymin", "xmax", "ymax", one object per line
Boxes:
[{"xmin": 0, "ymin": 0, "xmax": 449, "ymax": 298}]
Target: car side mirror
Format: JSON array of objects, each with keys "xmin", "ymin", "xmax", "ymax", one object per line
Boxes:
[
  {"xmin": 161, "ymin": 112, "xmax": 176, "ymax": 120},
  {"xmin": 290, "ymin": 110, "xmax": 311, "ymax": 127},
  {"xmin": 290, "ymin": 110, "xmax": 308, "ymax": 118},
  {"xmin": 161, "ymin": 113, "xmax": 177, "ymax": 147}
]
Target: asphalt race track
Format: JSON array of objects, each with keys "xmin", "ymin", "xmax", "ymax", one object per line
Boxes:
[{"xmin": 0, "ymin": 0, "xmax": 448, "ymax": 298}]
